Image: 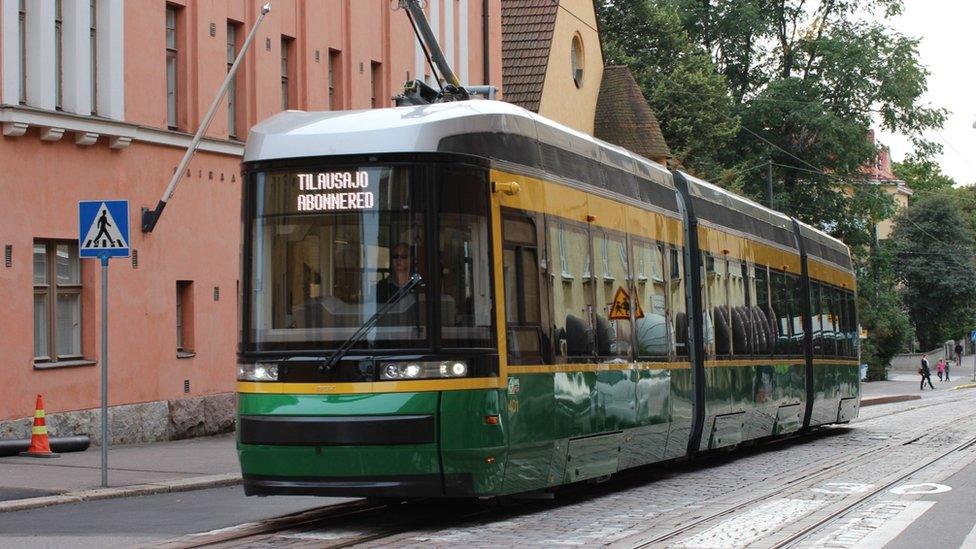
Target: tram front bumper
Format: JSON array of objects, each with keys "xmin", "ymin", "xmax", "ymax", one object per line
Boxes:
[{"xmin": 236, "ymin": 390, "xmax": 506, "ymax": 497}]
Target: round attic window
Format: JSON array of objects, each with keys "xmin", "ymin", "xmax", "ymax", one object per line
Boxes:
[{"xmin": 571, "ymin": 34, "xmax": 584, "ymax": 88}]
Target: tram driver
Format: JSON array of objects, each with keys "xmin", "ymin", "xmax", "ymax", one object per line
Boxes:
[{"xmin": 375, "ymin": 242, "xmax": 413, "ymax": 303}]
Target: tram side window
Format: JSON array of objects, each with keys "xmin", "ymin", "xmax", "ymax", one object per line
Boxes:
[
  {"xmin": 670, "ymin": 247, "xmax": 688, "ymax": 358},
  {"xmin": 770, "ymin": 270, "xmax": 793, "ymax": 355},
  {"xmin": 846, "ymin": 290, "xmax": 858, "ymax": 358},
  {"xmin": 593, "ymin": 231, "xmax": 633, "ymax": 360},
  {"xmin": 830, "ymin": 286, "xmax": 845, "ymax": 357},
  {"xmin": 550, "ymin": 222, "xmax": 595, "ymax": 360},
  {"xmin": 788, "ymin": 273, "xmax": 805, "ymax": 356},
  {"xmin": 633, "ymin": 240, "xmax": 668, "ymax": 359},
  {"xmin": 704, "ymin": 254, "xmax": 726, "ymax": 357},
  {"xmin": 726, "ymin": 259, "xmax": 751, "ymax": 356},
  {"xmin": 752, "ymin": 266, "xmax": 774, "ymax": 356},
  {"xmin": 810, "ymin": 282, "xmax": 824, "ymax": 356},
  {"xmin": 502, "ymin": 214, "xmax": 544, "ymax": 364},
  {"xmin": 439, "ymin": 167, "xmax": 493, "ymax": 348}
]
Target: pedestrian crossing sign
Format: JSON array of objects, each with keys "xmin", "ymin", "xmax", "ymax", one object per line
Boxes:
[{"xmin": 79, "ymin": 200, "xmax": 130, "ymax": 258}]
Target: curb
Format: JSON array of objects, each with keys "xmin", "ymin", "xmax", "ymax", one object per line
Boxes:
[
  {"xmin": 953, "ymin": 383, "xmax": 976, "ymax": 390},
  {"xmin": 0, "ymin": 473, "xmax": 241, "ymax": 513},
  {"xmin": 860, "ymin": 395, "xmax": 922, "ymax": 407}
]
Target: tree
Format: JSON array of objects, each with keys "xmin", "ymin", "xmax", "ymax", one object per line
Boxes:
[
  {"xmin": 893, "ymin": 152, "xmax": 956, "ymax": 198},
  {"xmin": 890, "ymin": 192, "xmax": 976, "ymax": 350},
  {"xmin": 856, "ymin": 242, "xmax": 912, "ymax": 380},
  {"xmin": 666, "ymin": 0, "xmax": 945, "ymax": 248},
  {"xmin": 595, "ymin": 0, "xmax": 739, "ymax": 181}
]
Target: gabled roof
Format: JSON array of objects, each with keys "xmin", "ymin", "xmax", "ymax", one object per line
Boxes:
[
  {"xmin": 594, "ymin": 65, "xmax": 672, "ymax": 163},
  {"xmin": 500, "ymin": 0, "xmax": 559, "ymax": 112}
]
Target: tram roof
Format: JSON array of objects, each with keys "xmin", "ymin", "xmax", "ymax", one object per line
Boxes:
[
  {"xmin": 680, "ymin": 172, "xmax": 851, "ymax": 269},
  {"xmin": 244, "ymin": 100, "xmax": 673, "ymax": 184},
  {"xmin": 244, "ymin": 100, "xmax": 849, "ymax": 267}
]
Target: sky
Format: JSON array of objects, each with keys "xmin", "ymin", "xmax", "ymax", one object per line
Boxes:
[{"xmin": 876, "ymin": 1, "xmax": 976, "ymax": 186}]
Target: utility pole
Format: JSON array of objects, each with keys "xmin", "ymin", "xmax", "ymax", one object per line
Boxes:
[{"xmin": 766, "ymin": 159, "xmax": 774, "ymax": 209}]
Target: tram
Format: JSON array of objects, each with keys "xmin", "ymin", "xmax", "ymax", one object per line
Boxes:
[{"xmin": 237, "ymin": 100, "xmax": 859, "ymax": 498}]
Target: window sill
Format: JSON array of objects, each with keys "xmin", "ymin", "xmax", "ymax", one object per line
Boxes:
[
  {"xmin": 177, "ymin": 351, "xmax": 196, "ymax": 359},
  {"xmin": 34, "ymin": 359, "xmax": 97, "ymax": 370}
]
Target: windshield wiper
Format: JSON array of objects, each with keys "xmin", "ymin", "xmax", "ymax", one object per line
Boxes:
[{"xmin": 319, "ymin": 273, "xmax": 423, "ymax": 373}]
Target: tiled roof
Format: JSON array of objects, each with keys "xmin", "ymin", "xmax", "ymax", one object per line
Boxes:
[
  {"xmin": 501, "ymin": 0, "xmax": 559, "ymax": 112},
  {"xmin": 859, "ymin": 130, "xmax": 910, "ymax": 192},
  {"xmin": 594, "ymin": 65, "xmax": 672, "ymax": 163}
]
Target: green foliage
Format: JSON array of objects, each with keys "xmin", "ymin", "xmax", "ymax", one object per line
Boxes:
[
  {"xmin": 595, "ymin": 0, "xmax": 739, "ymax": 180},
  {"xmin": 890, "ymin": 192, "xmax": 976, "ymax": 349},
  {"xmin": 893, "ymin": 153, "xmax": 957, "ymax": 198},
  {"xmin": 949, "ymin": 185, "xmax": 976, "ymax": 238},
  {"xmin": 599, "ymin": 0, "xmax": 945, "ymax": 250},
  {"xmin": 855, "ymin": 244, "xmax": 912, "ymax": 380}
]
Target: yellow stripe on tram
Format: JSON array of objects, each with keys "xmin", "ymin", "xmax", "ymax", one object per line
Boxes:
[{"xmin": 237, "ymin": 377, "xmax": 501, "ymax": 395}]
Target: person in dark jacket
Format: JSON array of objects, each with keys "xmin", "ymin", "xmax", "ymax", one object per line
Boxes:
[
  {"xmin": 375, "ymin": 243, "xmax": 413, "ymax": 303},
  {"xmin": 920, "ymin": 356, "xmax": 935, "ymax": 390}
]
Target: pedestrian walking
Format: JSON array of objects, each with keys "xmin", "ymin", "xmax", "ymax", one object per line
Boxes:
[
  {"xmin": 955, "ymin": 342, "xmax": 964, "ymax": 367},
  {"xmin": 936, "ymin": 358, "xmax": 945, "ymax": 382},
  {"xmin": 945, "ymin": 357, "xmax": 951, "ymax": 382},
  {"xmin": 919, "ymin": 356, "xmax": 935, "ymax": 390}
]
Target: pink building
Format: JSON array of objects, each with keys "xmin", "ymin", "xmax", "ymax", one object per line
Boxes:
[{"xmin": 0, "ymin": 0, "xmax": 502, "ymax": 442}]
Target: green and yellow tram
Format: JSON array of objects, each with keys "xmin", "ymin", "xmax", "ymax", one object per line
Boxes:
[{"xmin": 237, "ymin": 101, "xmax": 859, "ymax": 497}]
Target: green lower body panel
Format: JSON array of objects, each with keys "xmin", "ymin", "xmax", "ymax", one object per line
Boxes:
[
  {"xmin": 564, "ymin": 432, "xmax": 623, "ymax": 482},
  {"xmin": 237, "ymin": 390, "xmax": 508, "ymax": 497},
  {"xmin": 810, "ymin": 363, "xmax": 861, "ymax": 426}
]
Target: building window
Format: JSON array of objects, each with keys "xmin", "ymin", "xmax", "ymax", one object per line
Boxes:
[
  {"xmin": 176, "ymin": 280, "xmax": 194, "ymax": 355},
  {"xmin": 166, "ymin": 5, "xmax": 179, "ymax": 129},
  {"xmin": 280, "ymin": 36, "xmax": 293, "ymax": 110},
  {"xmin": 18, "ymin": 0, "xmax": 26, "ymax": 104},
  {"xmin": 90, "ymin": 0, "xmax": 97, "ymax": 114},
  {"xmin": 55, "ymin": 0, "xmax": 63, "ymax": 109},
  {"xmin": 370, "ymin": 61, "xmax": 381, "ymax": 108},
  {"xmin": 328, "ymin": 49, "xmax": 340, "ymax": 110},
  {"xmin": 227, "ymin": 21, "xmax": 241, "ymax": 138},
  {"xmin": 571, "ymin": 34, "xmax": 584, "ymax": 89},
  {"xmin": 34, "ymin": 241, "xmax": 82, "ymax": 363}
]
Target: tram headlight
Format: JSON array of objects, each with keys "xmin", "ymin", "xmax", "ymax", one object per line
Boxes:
[
  {"xmin": 378, "ymin": 360, "xmax": 470, "ymax": 380},
  {"xmin": 238, "ymin": 363, "xmax": 279, "ymax": 382},
  {"xmin": 450, "ymin": 361, "xmax": 468, "ymax": 376}
]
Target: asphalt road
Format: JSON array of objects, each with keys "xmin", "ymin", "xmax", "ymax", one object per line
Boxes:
[{"xmin": 0, "ymin": 486, "xmax": 348, "ymax": 548}]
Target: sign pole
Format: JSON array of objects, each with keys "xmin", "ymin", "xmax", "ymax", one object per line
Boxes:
[
  {"xmin": 78, "ymin": 199, "xmax": 128, "ymax": 489},
  {"xmin": 100, "ymin": 254, "xmax": 109, "ymax": 488}
]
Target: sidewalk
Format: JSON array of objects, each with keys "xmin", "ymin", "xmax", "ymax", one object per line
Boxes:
[
  {"xmin": 0, "ymin": 433, "xmax": 240, "ymax": 512},
  {"xmin": 861, "ymin": 365, "xmax": 976, "ymax": 406}
]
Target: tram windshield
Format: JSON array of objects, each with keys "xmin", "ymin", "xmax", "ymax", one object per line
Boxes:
[{"xmin": 244, "ymin": 163, "xmax": 493, "ymax": 352}]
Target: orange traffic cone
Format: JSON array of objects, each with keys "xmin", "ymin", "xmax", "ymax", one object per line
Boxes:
[{"xmin": 20, "ymin": 395, "xmax": 60, "ymax": 458}]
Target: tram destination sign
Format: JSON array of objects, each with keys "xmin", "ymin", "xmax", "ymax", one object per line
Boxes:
[{"xmin": 295, "ymin": 171, "xmax": 375, "ymax": 212}]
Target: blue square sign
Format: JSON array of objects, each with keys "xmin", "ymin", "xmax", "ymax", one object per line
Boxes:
[{"xmin": 79, "ymin": 200, "xmax": 130, "ymax": 258}]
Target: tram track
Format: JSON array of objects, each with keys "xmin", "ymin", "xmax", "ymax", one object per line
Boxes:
[
  {"xmin": 769, "ymin": 432, "xmax": 976, "ymax": 548},
  {"xmin": 625, "ymin": 408, "xmax": 976, "ymax": 548},
  {"xmin": 153, "ymin": 498, "xmax": 385, "ymax": 548}
]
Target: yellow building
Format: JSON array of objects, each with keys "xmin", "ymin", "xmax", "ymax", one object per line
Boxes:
[
  {"xmin": 862, "ymin": 133, "xmax": 913, "ymax": 240},
  {"xmin": 500, "ymin": 2, "xmax": 672, "ymax": 168},
  {"xmin": 500, "ymin": 0, "xmax": 603, "ymax": 134}
]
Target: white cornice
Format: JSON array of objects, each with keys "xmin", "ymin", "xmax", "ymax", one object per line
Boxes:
[{"xmin": 0, "ymin": 105, "xmax": 244, "ymax": 156}]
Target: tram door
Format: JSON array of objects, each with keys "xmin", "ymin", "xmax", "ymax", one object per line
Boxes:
[
  {"xmin": 501, "ymin": 212, "xmax": 545, "ymax": 364},
  {"xmin": 499, "ymin": 209, "xmax": 554, "ymax": 494}
]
